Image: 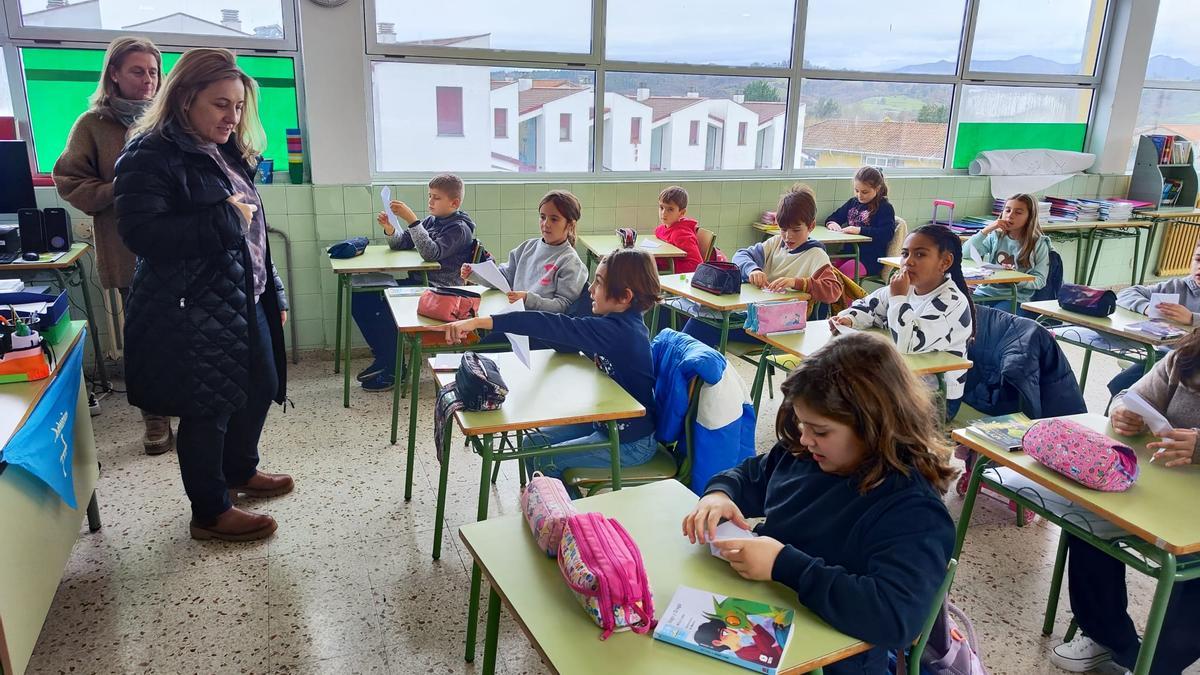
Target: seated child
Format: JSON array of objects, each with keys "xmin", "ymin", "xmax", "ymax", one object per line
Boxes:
[
  {"xmin": 441, "ymin": 248, "xmax": 659, "ymax": 483},
  {"xmin": 824, "ymin": 166, "xmax": 896, "ymax": 278},
  {"xmin": 654, "ymin": 186, "xmax": 704, "ymax": 273},
  {"xmin": 1051, "ymin": 329, "xmax": 1200, "ymax": 674},
  {"xmin": 683, "ymin": 332, "xmax": 956, "ymax": 675},
  {"xmin": 835, "ymin": 224, "xmax": 975, "ymax": 419},
  {"xmin": 681, "ymin": 184, "xmax": 843, "ymax": 347},
  {"xmin": 1106, "ymin": 239, "xmax": 1200, "ymax": 395},
  {"xmin": 964, "ymin": 193, "xmax": 1050, "ymax": 309},
  {"xmin": 352, "ymin": 173, "xmax": 476, "ymax": 392},
  {"xmin": 461, "ymin": 190, "xmax": 587, "ymax": 314}
]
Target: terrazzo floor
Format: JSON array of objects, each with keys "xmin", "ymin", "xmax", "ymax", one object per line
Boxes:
[{"xmin": 23, "ymin": 342, "xmax": 1197, "ymax": 675}]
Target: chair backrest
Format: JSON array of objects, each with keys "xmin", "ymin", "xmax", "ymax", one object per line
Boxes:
[
  {"xmin": 470, "ymin": 239, "xmax": 493, "ymax": 264},
  {"xmin": 1028, "ymin": 249, "xmax": 1063, "ymax": 304},
  {"xmin": 887, "ymin": 217, "xmax": 908, "ymax": 258},
  {"xmin": 673, "ymin": 378, "xmax": 703, "ymax": 487},
  {"xmin": 696, "ymin": 227, "xmax": 717, "ymax": 262}
]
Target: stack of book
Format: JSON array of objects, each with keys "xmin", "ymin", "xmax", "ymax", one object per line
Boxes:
[
  {"xmin": 1077, "ymin": 199, "xmax": 1135, "ymax": 221},
  {"xmin": 761, "ymin": 211, "xmax": 777, "ymax": 225},
  {"xmin": 1162, "ymin": 179, "xmax": 1184, "ymax": 206},
  {"xmin": 1046, "ymin": 197, "xmax": 1100, "ymax": 222},
  {"xmin": 1148, "ymin": 135, "xmax": 1194, "ymax": 164}
]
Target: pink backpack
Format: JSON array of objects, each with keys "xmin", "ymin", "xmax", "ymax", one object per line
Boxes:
[
  {"xmin": 1022, "ymin": 419, "xmax": 1139, "ymax": 492},
  {"xmin": 918, "ymin": 601, "xmax": 989, "ymax": 675},
  {"xmin": 557, "ymin": 512, "xmax": 655, "ymax": 639},
  {"xmin": 416, "ymin": 287, "xmax": 481, "ymax": 322},
  {"xmin": 520, "ymin": 472, "xmax": 577, "ymax": 557}
]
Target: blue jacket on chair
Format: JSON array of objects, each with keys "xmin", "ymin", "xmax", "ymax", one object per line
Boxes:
[
  {"xmin": 963, "ymin": 305, "xmax": 1086, "ymax": 418},
  {"xmin": 651, "ymin": 330, "xmax": 756, "ymax": 494},
  {"xmin": 1019, "ymin": 250, "xmax": 1064, "ymax": 319}
]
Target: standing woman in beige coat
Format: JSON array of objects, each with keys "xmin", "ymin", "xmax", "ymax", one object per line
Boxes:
[{"xmin": 53, "ymin": 37, "xmax": 173, "ymax": 455}]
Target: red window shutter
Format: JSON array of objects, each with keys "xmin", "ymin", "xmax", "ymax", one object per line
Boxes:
[
  {"xmin": 630, "ymin": 117, "xmax": 641, "ymax": 144},
  {"xmin": 436, "ymin": 86, "xmax": 463, "ymax": 136},
  {"xmin": 689, "ymin": 120, "xmax": 699, "ymax": 145},
  {"xmin": 738, "ymin": 122, "xmax": 748, "ymax": 146},
  {"xmin": 559, "ymin": 113, "xmax": 572, "ymax": 141},
  {"xmin": 494, "ymin": 108, "xmax": 507, "ymax": 138}
]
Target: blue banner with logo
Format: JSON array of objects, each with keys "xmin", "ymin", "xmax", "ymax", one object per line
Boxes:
[{"xmin": 0, "ymin": 332, "xmax": 84, "ymax": 508}]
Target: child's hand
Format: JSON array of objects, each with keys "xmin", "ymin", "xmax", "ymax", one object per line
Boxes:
[
  {"xmin": 748, "ymin": 270, "xmax": 768, "ymax": 288},
  {"xmin": 982, "ymin": 219, "xmax": 1003, "ymax": 236},
  {"xmin": 683, "ymin": 492, "xmax": 750, "ymax": 544},
  {"xmin": 711, "ymin": 537, "xmax": 785, "ymax": 581},
  {"xmin": 825, "ymin": 222, "xmax": 842, "ymax": 232},
  {"xmin": 441, "ymin": 318, "xmax": 479, "ymax": 344},
  {"xmin": 766, "ymin": 277, "xmax": 794, "ymax": 292},
  {"xmin": 507, "ymin": 291, "xmax": 527, "ymax": 303},
  {"xmin": 1109, "ymin": 404, "xmax": 1146, "ymax": 436},
  {"xmin": 888, "ymin": 269, "xmax": 911, "ymax": 297},
  {"xmin": 377, "ymin": 211, "xmax": 396, "ymax": 237},
  {"xmin": 1148, "ymin": 429, "xmax": 1198, "ymax": 467},
  {"xmin": 460, "ymin": 263, "xmax": 473, "ymax": 281},
  {"xmin": 390, "ymin": 200, "xmax": 418, "ymax": 225},
  {"xmin": 841, "ymin": 226, "xmax": 861, "ymax": 235},
  {"xmin": 831, "ymin": 316, "xmax": 854, "ymax": 328},
  {"xmin": 1155, "ymin": 302, "xmax": 1192, "ymax": 324}
]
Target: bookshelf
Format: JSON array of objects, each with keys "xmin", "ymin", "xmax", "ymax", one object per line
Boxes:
[{"xmin": 1129, "ymin": 135, "xmax": 1197, "ymax": 209}]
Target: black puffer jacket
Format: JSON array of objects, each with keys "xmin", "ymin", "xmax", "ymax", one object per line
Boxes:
[{"xmin": 114, "ymin": 125, "xmax": 286, "ymax": 418}]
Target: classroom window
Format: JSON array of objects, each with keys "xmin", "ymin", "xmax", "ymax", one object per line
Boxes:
[
  {"xmin": 436, "ymin": 87, "xmax": 465, "ymax": 136},
  {"xmin": 738, "ymin": 122, "xmax": 748, "ymax": 146},
  {"xmin": 804, "ymin": 0, "xmax": 966, "ymax": 74},
  {"xmin": 796, "ymin": 79, "xmax": 952, "ymax": 170},
  {"xmin": 11, "ymin": 0, "xmax": 293, "ymax": 45},
  {"xmin": 19, "ymin": 47, "xmax": 300, "ymax": 173},
  {"xmin": 969, "ymin": 0, "xmax": 1108, "ymax": 77},
  {"xmin": 688, "ymin": 121, "xmax": 699, "ymax": 146},
  {"xmin": 1130, "ymin": 0, "xmax": 1200, "ymax": 170},
  {"xmin": 559, "ymin": 113, "xmax": 572, "ymax": 141},
  {"xmin": 630, "ymin": 117, "xmax": 641, "ymax": 144},
  {"xmin": 0, "ymin": 50, "xmax": 11, "ymax": 119},
  {"xmin": 494, "ymin": 108, "xmax": 508, "ymax": 139},
  {"xmin": 369, "ymin": 0, "xmax": 590, "ymax": 54},
  {"xmin": 605, "ymin": 0, "xmax": 796, "ymax": 67},
  {"xmin": 372, "ymin": 61, "xmax": 594, "ymax": 173},
  {"xmin": 954, "ymin": 85, "xmax": 1092, "ymax": 169}
]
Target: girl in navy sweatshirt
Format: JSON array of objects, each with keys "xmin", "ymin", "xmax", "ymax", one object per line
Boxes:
[
  {"xmin": 824, "ymin": 166, "xmax": 896, "ymax": 278},
  {"xmin": 441, "ymin": 248, "xmax": 660, "ymax": 482},
  {"xmin": 683, "ymin": 332, "xmax": 956, "ymax": 675}
]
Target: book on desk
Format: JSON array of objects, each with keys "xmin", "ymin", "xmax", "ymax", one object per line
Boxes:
[
  {"xmin": 967, "ymin": 413, "xmax": 1034, "ymax": 452},
  {"xmin": 654, "ymin": 585, "xmax": 794, "ymax": 674}
]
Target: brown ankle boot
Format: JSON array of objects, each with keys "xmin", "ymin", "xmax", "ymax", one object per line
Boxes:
[
  {"xmin": 190, "ymin": 506, "xmax": 277, "ymax": 542},
  {"xmin": 142, "ymin": 414, "xmax": 174, "ymax": 455},
  {"xmin": 229, "ymin": 471, "xmax": 294, "ymax": 499}
]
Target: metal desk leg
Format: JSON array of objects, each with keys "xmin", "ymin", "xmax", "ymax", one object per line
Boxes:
[
  {"xmin": 668, "ymin": 258, "xmax": 676, "ymax": 274},
  {"xmin": 1138, "ymin": 220, "xmax": 1160, "ymax": 285},
  {"xmin": 432, "ymin": 419, "xmax": 453, "ymax": 559},
  {"xmin": 401, "ymin": 337, "xmax": 422, "ymax": 503},
  {"xmin": 343, "ymin": 280, "xmax": 353, "ymax": 408},
  {"xmin": 852, "ymin": 243, "xmax": 861, "ymax": 283},
  {"xmin": 334, "ymin": 274, "xmax": 344, "ymax": 374},
  {"xmin": 1144, "ymin": 344, "xmax": 1160, "ymax": 371},
  {"xmin": 86, "ymin": 491, "xmax": 101, "ymax": 532},
  {"xmin": 481, "ymin": 586, "xmax": 502, "ymax": 675},
  {"xmin": 465, "ymin": 433, "xmax": 496, "ymax": 662},
  {"xmin": 952, "ymin": 456, "xmax": 988, "ymax": 559},
  {"xmin": 718, "ymin": 311, "xmax": 732, "ymax": 354},
  {"xmin": 1009, "ymin": 286, "xmax": 1018, "ymax": 314},
  {"xmin": 607, "ymin": 420, "xmax": 622, "ymax": 491},
  {"xmin": 1042, "ymin": 529, "xmax": 1069, "ymax": 636},
  {"xmin": 391, "ymin": 333, "xmax": 405, "ymax": 447},
  {"xmin": 1131, "ymin": 229, "xmax": 1142, "ymax": 287},
  {"xmin": 58, "ymin": 266, "xmax": 109, "ymax": 393},
  {"xmin": 1132, "ymin": 554, "xmax": 1177, "ymax": 675},
  {"xmin": 750, "ymin": 345, "xmax": 771, "ymax": 413}
]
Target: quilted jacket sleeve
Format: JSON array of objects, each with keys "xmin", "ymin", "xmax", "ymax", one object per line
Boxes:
[{"xmin": 271, "ymin": 263, "xmax": 289, "ymax": 311}]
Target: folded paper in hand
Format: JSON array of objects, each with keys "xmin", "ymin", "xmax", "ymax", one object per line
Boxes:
[
  {"xmin": 1120, "ymin": 390, "xmax": 1173, "ymax": 438},
  {"xmin": 709, "ymin": 520, "xmax": 757, "ymax": 558}
]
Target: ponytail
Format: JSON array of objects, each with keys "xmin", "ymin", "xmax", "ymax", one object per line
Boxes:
[{"xmin": 914, "ymin": 224, "xmax": 976, "ymax": 339}]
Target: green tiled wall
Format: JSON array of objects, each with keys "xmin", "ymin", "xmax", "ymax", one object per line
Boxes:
[{"xmin": 38, "ymin": 173, "xmax": 1151, "ymax": 354}]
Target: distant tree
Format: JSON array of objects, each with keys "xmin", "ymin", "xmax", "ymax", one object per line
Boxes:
[
  {"xmin": 917, "ymin": 103, "xmax": 950, "ymax": 123},
  {"xmin": 743, "ymin": 81, "xmax": 781, "ymax": 102},
  {"xmin": 812, "ymin": 98, "xmax": 841, "ymax": 119}
]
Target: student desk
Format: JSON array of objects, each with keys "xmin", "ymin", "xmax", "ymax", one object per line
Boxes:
[
  {"xmin": 745, "ymin": 323, "xmax": 972, "ymax": 412},
  {"xmin": 952, "ymin": 413, "xmax": 1200, "ymax": 675},
  {"xmin": 577, "ymin": 234, "xmax": 686, "ymax": 275},
  {"xmin": 878, "ymin": 256, "xmax": 1034, "ymax": 314},
  {"xmin": 384, "ymin": 285, "xmax": 512, "ymax": 501},
  {"xmin": 1134, "ymin": 208, "xmax": 1200, "ymax": 284},
  {"xmin": 753, "ymin": 223, "xmax": 872, "ymax": 281},
  {"xmin": 0, "ymin": 243, "xmax": 108, "ymax": 394},
  {"xmin": 1038, "ymin": 220, "xmax": 1148, "ymax": 285},
  {"xmin": 0, "ymin": 322, "xmax": 100, "ymax": 675},
  {"xmin": 327, "ymin": 245, "xmax": 440, "ymax": 408},
  {"xmin": 1020, "ymin": 300, "xmax": 1190, "ymax": 388},
  {"xmin": 429, "ymin": 351, "xmax": 646, "ymax": 663},
  {"xmin": 656, "ymin": 273, "xmax": 808, "ymax": 353},
  {"xmin": 459, "ymin": 480, "xmax": 868, "ymax": 674}
]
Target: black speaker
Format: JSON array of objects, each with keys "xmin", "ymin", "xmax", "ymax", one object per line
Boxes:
[
  {"xmin": 17, "ymin": 208, "xmax": 44, "ymax": 253},
  {"xmin": 43, "ymin": 207, "xmax": 71, "ymax": 252}
]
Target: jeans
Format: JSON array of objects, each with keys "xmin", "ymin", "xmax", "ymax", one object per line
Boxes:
[
  {"xmin": 1067, "ymin": 534, "xmax": 1200, "ymax": 673},
  {"xmin": 525, "ymin": 423, "xmax": 658, "ymax": 481},
  {"xmin": 945, "ymin": 397, "xmax": 962, "ymax": 420},
  {"xmin": 680, "ymin": 317, "xmax": 759, "ymax": 349},
  {"xmin": 176, "ymin": 300, "xmax": 277, "ymax": 522},
  {"xmin": 1108, "ymin": 361, "xmax": 1147, "ymax": 396},
  {"xmin": 351, "ymin": 291, "xmax": 399, "ymax": 373}
]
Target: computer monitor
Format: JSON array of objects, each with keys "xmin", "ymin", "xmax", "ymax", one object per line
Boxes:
[{"xmin": 0, "ymin": 140, "xmax": 37, "ymax": 225}]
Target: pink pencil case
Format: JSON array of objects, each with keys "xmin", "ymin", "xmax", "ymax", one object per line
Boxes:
[
  {"xmin": 1022, "ymin": 419, "xmax": 1139, "ymax": 492},
  {"xmin": 520, "ymin": 472, "xmax": 578, "ymax": 557}
]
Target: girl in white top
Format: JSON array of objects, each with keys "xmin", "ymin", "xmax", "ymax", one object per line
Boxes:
[{"xmin": 835, "ymin": 224, "xmax": 975, "ymax": 417}]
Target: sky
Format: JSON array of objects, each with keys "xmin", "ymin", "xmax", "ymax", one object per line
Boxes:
[
  {"xmin": 1148, "ymin": 0, "xmax": 1200, "ymax": 65},
  {"xmin": 19, "ymin": 0, "xmax": 285, "ymax": 32}
]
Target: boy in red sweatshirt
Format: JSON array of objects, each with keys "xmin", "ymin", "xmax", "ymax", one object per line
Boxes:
[{"xmin": 654, "ymin": 185, "xmax": 704, "ymax": 273}]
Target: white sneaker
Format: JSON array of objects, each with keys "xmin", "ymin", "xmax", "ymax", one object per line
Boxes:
[{"xmin": 1050, "ymin": 635, "xmax": 1114, "ymax": 672}]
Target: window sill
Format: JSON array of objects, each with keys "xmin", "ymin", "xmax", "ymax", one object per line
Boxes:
[{"xmin": 437, "ymin": 133, "xmax": 466, "ymax": 138}]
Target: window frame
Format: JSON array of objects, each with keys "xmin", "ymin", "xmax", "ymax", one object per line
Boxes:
[{"xmin": 2, "ymin": 0, "xmax": 299, "ymax": 51}]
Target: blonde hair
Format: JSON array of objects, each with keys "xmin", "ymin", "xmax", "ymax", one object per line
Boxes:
[
  {"xmin": 1005, "ymin": 193, "xmax": 1045, "ymax": 269},
  {"xmin": 90, "ymin": 36, "xmax": 162, "ymax": 110},
  {"xmin": 129, "ymin": 48, "xmax": 265, "ymax": 164}
]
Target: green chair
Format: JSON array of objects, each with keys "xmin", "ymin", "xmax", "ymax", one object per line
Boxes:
[
  {"xmin": 902, "ymin": 558, "xmax": 960, "ymax": 675},
  {"xmin": 562, "ymin": 378, "xmax": 700, "ymax": 496}
]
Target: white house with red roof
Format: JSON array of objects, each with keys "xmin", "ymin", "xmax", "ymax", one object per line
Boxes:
[
  {"xmin": 601, "ymin": 93, "xmax": 652, "ymax": 171},
  {"xmin": 514, "ymin": 80, "xmax": 591, "ymax": 172}
]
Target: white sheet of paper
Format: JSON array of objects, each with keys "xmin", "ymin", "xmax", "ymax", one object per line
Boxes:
[
  {"xmin": 640, "ymin": 239, "xmax": 662, "ymax": 249},
  {"xmin": 967, "ymin": 241, "xmax": 983, "ymax": 267},
  {"xmin": 1147, "ymin": 293, "xmax": 1180, "ymax": 320},
  {"xmin": 709, "ymin": 520, "xmax": 757, "ymax": 558},
  {"xmin": 380, "ymin": 186, "xmax": 401, "ymax": 230},
  {"xmin": 431, "ymin": 353, "xmax": 465, "ymax": 371},
  {"xmin": 495, "ymin": 298, "xmax": 531, "ymax": 367},
  {"xmin": 830, "ymin": 321, "xmax": 858, "ymax": 336},
  {"xmin": 1121, "ymin": 390, "xmax": 1173, "ymax": 437},
  {"xmin": 471, "ymin": 259, "xmax": 512, "ymax": 293}
]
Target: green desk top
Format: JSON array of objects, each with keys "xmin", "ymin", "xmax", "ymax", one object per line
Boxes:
[
  {"xmin": 878, "ymin": 257, "xmax": 1035, "ymax": 286},
  {"xmin": 659, "ymin": 273, "xmax": 809, "ymax": 312},
  {"xmin": 1021, "ymin": 300, "xmax": 1192, "ymax": 347},
  {"xmin": 327, "ymin": 245, "xmax": 442, "ymax": 274},
  {"xmin": 385, "ymin": 285, "xmax": 512, "ymax": 332},
  {"xmin": 578, "ymin": 234, "xmax": 687, "ymax": 259},
  {"xmin": 431, "ymin": 350, "xmax": 645, "ymax": 436},
  {"xmin": 0, "ymin": 243, "xmax": 89, "ymax": 273},
  {"xmin": 459, "ymin": 480, "xmax": 869, "ymax": 674},
  {"xmin": 953, "ymin": 413, "xmax": 1200, "ymax": 555},
  {"xmin": 749, "ymin": 322, "xmax": 973, "ymax": 376},
  {"xmin": 753, "ymin": 223, "xmax": 872, "ymax": 245}
]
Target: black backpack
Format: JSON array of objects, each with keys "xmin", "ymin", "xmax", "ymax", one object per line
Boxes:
[{"xmin": 691, "ymin": 261, "xmax": 742, "ymax": 295}]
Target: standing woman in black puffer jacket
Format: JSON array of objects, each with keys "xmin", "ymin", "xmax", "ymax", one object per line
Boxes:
[{"xmin": 115, "ymin": 48, "xmax": 292, "ymax": 542}]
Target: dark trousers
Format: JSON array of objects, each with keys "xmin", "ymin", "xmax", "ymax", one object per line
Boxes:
[
  {"xmin": 176, "ymin": 300, "xmax": 277, "ymax": 522},
  {"xmin": 351, "ymin": 290, "xmax": 399, "ymax": 372},
  {"xmin": 1068, "ymin": 534, "xmax": 1200, "ymax": 673},
  {"xmin": 1108, "ymin": 361, "xmax": 1147, "ymax": 396},
  {"xmin": 680, "ymin": 317, "xmax": 759, "ymax": 349}
]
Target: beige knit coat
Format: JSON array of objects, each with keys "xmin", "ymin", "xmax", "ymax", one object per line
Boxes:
[{"xmin": 52, "ymin": 109, "xmax": 135, "ymax": 290}]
